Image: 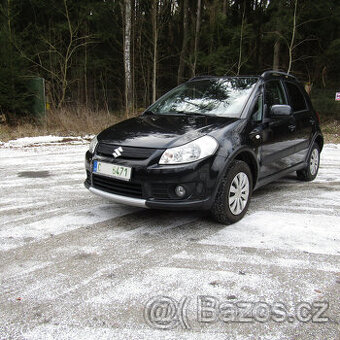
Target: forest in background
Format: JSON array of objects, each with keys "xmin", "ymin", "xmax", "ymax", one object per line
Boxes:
[{"xmin": 0, "ymin": 0, "xmax": 339, "ymax": 126}]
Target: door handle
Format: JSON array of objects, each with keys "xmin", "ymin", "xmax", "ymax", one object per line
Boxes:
[
  {"xmin": 288, "ymin": 124, "xmax": 296, "ymax": 132},
  {"xmin": 309, "ymin": 118, "xmax": 315, "ymax": 125}
]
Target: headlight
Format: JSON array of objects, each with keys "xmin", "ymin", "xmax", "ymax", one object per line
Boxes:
[
  {"xmin": 159, "ymin": 135, "xmax": 218, "ymax": 165},
  {"xmin": 89, "ymin": 135, "xmax": 98, "ymax": 154}
]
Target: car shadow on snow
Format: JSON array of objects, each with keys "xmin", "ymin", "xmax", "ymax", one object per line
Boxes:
[{"xmin": 101, "ymin": 174, "xmax": 317, "ymax": 231}]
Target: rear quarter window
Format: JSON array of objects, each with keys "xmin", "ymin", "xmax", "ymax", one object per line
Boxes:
[{"xmin": 285, "ymin": 82, "xmax": 307, "ymax": 112}]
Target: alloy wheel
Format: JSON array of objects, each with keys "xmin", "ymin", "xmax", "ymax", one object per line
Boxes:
[
  {"xmin": 228, "ymin": 172, "xmax": 250, "ymax": 215},
  {"xmin": 310, "ymin": 148, "xmax": 319, "ymax": 176}
]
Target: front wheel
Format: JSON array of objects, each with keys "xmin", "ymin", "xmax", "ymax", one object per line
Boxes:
[
  {"xmin": 296, "ymin": 143, "xmax": 320, "ymax": 181},
  {"xmin": 211, "ymin": 160, "xmax": 253, "ymax": 224}
]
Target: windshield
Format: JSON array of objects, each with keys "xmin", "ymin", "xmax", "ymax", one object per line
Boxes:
[{"xmin": 148, "ymin": 77, "xmax": 258, "ymax": 118}]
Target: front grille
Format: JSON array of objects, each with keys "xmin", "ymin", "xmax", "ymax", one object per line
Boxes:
[
  {"xmin": 97, "ymin": 143, "xmax": 157, "ymax": 160},
  {"xmin": 93, "ymin": 174, "xmax": 143, "ymax": 198}
]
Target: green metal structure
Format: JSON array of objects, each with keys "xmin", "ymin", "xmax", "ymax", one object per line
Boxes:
[{"xmin": 27, "ymin": 77, "xmax": 46, "ymax": 118}]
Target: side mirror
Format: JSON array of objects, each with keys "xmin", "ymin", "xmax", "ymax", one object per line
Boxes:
[{"xmin": 270, "ymin": 104, "xmax": 293, "ymax": 117}]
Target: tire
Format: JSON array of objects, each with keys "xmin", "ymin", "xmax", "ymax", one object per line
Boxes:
[
  {"xmin": 296, "ymin": 143, "xmax": 320, "ymax": 181},
  {"xmin": 211, "ymin": 160, "xmax": 253, "ymax": 224}
]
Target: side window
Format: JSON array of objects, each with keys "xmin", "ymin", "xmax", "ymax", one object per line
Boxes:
[
  {"xmin": 285, "ymin": 82, "xmax": 307, "ymax": 112},
  {"xmin": 265, "ymin": 81, "xmax": 287, "ymax": 107},
  {"xmin": 251, "ymin": 95, "xmax": 263, "ymax": 122}
]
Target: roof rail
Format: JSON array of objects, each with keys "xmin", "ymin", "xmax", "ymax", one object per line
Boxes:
[
  {"xmin": 188, "ymin": 75, "xmax": 215, "ymax": 81},
  {"xmin": 188, "ymin": 74, "xmax": 260, "ymax": 82},
  {"xmin": 261, "ymin": 70, "xmax": 297, "ymax": 80}
]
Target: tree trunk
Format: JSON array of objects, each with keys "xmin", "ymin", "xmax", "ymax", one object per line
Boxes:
[
  {"xmin": 237, "ymin": 4, "xmax": 246, "ymax": 75},
  {"xmin": 132, "ymin": 0, "xmax": 136, "ymax": 113},
  {"xmin": 255, "ymin": 0, "xmax": 263, "ymax": 69},
  {"xmin": 123, "ymin": 0, "xmax": 133, "ymax": 115},
  {"xmin": 177, "ymin": 0, "xmax": 189, "ymax": 84},
  {"xmin": 151, "ymin": 0, "xmax": 158, "ymax": 102},
  {"xmin": 6, "ymin": 0, "xmax": 13, "ymax": 124},
  {"xmin": 84, "ymin": 22, "xmax": 88, "ymax": 108},
  {"xmin": 222, "ymin": 0, "xmax": 228, "ymax": 16},
  {"xmin": 287, "ymin": 0, "xmax": 298, "ymax": 74},
  {"xmin": 273, "ymin": 40, "xmax": 280, "ymax": 71},
  {"xmin": 321, "ymin": 66, "xmax": 327, "ymax": 88},
  {"xmin": 192, "ymin": 0, "xmax": 202, "ymax": 77},
  {"xmin": 207, "ymin": 0, "xmax": 217, "ymax": 74}
]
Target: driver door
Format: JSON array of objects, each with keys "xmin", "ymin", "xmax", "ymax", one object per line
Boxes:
[{"xmin": 258, "ymin": 80, "xmax": 298, "ymax": 178}]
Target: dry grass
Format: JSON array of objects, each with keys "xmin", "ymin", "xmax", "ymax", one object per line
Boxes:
[
  {"xmin": 321, "ymin": 119, "xmax": 340, "ymax": 144},
  {"xmin": 0, "ymin": 109, "xmax": 339, "ymax": 144},
  {"xmin": 0, "ymin": 108, "xmax": 135, "ymax": 142},
  {"xmin": 45, "ymin": 107, "xmax": 127, "ymax": 135}
]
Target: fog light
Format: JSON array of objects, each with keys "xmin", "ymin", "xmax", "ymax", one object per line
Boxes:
[{"xmin": 175, "ymin": 185, "xmax": 186, "ymax": 198}]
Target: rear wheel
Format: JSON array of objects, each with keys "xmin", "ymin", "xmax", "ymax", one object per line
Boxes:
[
  {"xmin": 211, "ymin": 160, "xmax": 253, "ymax": 224},
  {"xmin": 296, "ymin": 143, "xmax": 320, "ymax": 181}
]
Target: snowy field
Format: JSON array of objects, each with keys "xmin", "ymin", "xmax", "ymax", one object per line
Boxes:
[{"xmin": 0, "ymin": 137, "xmax": 339, "ymax": 340}]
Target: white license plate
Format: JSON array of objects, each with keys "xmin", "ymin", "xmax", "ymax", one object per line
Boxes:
[{"xmin": 93, "ymin": 160, "xmax": 131, "ymax": 181}]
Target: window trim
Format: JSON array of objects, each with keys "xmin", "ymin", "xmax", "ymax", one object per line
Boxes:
[
  {"xmin": 264, "ymin": 79, "xmax": 288, "ymax": 111},
  {"xmin": 249, "ymin": 93, "xmax": 264, "ymax": 123}
]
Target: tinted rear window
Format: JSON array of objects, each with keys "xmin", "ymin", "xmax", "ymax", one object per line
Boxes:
[{"xmin": 285, "ymin": 82, "xmax": 307, "ymax": 111}]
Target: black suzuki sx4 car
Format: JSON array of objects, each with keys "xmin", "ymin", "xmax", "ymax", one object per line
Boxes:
[{"xmin": 84, "ymin": 71, "xmax": 323, "ymax": 224}]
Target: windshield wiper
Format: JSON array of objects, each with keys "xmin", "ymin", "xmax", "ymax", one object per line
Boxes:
[{"xmin": 175, "ymin": 111, "xmax": 215, "ymax": 117}]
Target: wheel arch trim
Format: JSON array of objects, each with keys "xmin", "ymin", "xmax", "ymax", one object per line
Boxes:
[
  {"xmin": 211, "ymin": 147, "xmax": 259, "ymax": 202},
  {"xmin": 307, "ymin": 132, "xmax": 324, "ymax": 161}
]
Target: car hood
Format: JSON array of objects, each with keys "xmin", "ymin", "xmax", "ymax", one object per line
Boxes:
[{"xmin": 98, "ymin": 114, "xmax": 239, "ymax": 149}]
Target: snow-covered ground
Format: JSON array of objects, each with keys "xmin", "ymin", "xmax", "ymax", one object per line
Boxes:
[
  {"xmin": 1, "ymin": 135, "xmax": 94, "ymax": 148},
  {"xmin": 0, "ymin": 141, "xmax": 339, "ymax": 340}
]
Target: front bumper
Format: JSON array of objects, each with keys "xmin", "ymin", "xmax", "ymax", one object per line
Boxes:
[
  {"xmin": 85, "ymin": 182, "xmax": 147, "ymax": 207},
  {"xmin": 84, "ymin": 148, "xmax": 223, "ymax": 211},
  {"xmin": 84, "ymin": 180, "xmax": 211, "ymax": 210}
]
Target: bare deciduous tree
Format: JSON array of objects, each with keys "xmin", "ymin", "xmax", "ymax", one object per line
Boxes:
[
  {"xmin": 123, "ymin": 0, "xmax": 133, "ymax": 115},
  {"xmin": 287, "ymin": 0, "xmax": 298, "ymax": 74},
  {"xmin": 177, "ymin": 0, "xmax": 189, "ymax": 84},
  {"xmin": 192, "ymin": 0, "xmax": 201, "ymax": 77},
  {"xmin": 237, "ymin": 4, "xmax": 246, "ymax": 76},
  {"xmin": 151, "ymin": 0, "xmax": 159, "ymax": 102},
  {"xmin": 273, "ymin": 40, "xmax": 281, "ymax": 70},
  {"xmin": 14, "ymin": 0, "xmax": 95, "ymax": 108}
]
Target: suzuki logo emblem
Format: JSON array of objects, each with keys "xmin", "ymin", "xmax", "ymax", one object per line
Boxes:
[{"xmin": 113, "ymin": 146, "xmax": 123, "ymax": 158}]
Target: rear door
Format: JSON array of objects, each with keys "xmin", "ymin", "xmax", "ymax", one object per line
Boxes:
[{"xmin": 283, "ymin": 81, "xmax": 313, "ymax": 164}]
